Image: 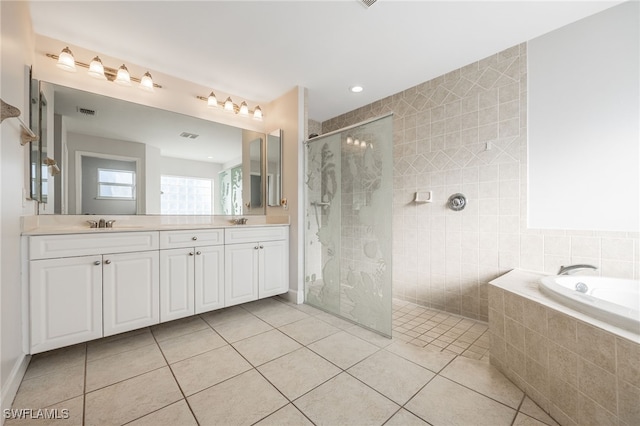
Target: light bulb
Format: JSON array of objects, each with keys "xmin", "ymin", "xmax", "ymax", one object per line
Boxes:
[
  {"xmin": 87, "ymin": 56, "xmax": 106, "ymax": 79},
  {"xmin": 239, "ymin": 101, "xmax": 249, "ymax": 116},
  {"xmin": 139, "ymin": 72, "xmax": 154, "ymax": 92},
  {"xmin": 253, "ymin": 106, "xmax": 263, "ymax": 120},
  {"xmin": 207, "ymin": 92, "xmax": 218, "ymax": 107},
  {"xmin": 224, "ymin": 97, "xmax": 234, "ymax": 112},
  {"xmin": 56, "ymin": 47, "xmax": 76, "ymax": 72},
  {"xmin": 347, "ymin": 136, "xmax": 353, "ymax": 145},
  {"xmin": 360, "ymin": 140, "xmax": 367, "ymax": 148},
  {"xmin": 114, "ymin": 64, "xmax": 131, "ymax": 86}
]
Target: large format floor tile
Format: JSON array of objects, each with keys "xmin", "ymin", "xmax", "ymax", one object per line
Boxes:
[
  {"xmin": 84, "ymin": 367, "xmax": 183, "ymax": 425},
  {"xmin": 85, "ymin": 344, "xmax": 167, "ymax": 392},
  {"xmin": 170, "ymin": 345, "xmax": 252, "ymax": 395},
  {"xmin": 232, "ymin": 329, "xmax": 302, "ymax": 366},
  {"xmin": 440, "ymin": 355, "xmax": 524, "ymax": 409},
  {"xmin": 11, "ymin": 298, "xmax": 555, "ymax": 426},
  {"xmin": 307, "ymin": 331, "xmax": 379, "ymax": 369},
  {"xmin": 258, "ymin": 347, "xmax": 341, "ymax": 400},
  {"xmin": 348, "ymin": 349, "xmax": 435, "ymax": 405},
  {"xmin": 188, "ymin": 369, "xmax": 288, "ymax": 425},
  {"xmin": 294, "ymin": 373, "xmax": 399, "ymax": 425},
  {"xmin": 406, "ymin": 376, "xmax": 517, "ymax": 426}
]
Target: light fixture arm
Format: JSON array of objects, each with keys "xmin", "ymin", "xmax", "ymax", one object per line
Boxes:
[
  {"xmin": 46, "ymin": 53, "xmax": 163, "ymax": 88},
  {"xmin": 196, "ymin": 95, "xmax": 263, "ymax": 119}
]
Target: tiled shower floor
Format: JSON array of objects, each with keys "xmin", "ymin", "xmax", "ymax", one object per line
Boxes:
[{"xmin": 8, "ymin": 297, "xmax": 559, "ymax": 425}]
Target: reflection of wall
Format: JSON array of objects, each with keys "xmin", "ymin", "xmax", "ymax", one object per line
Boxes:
[
  {"xmin": 242, "ymin": 130, "xmax": 264, "ymax": 214},
  {"xmin": 81, "ymin": 156, "xmax": 137, "ymax": 215},
  {"xmin": 159, "ymin": 156, "xmax": 222, "ymax": 214},
  {"xmin": 66, "ymin": 133, "xmax": 146, "ymax": 214}
]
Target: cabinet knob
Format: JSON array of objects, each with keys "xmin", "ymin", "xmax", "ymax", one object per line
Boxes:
[
  {"xmin": 94, "ymin": 261, "xmax": 101, "ymax": 266},
  {"xmin": 254, "ymin": 246, "xmax": 259, "ymax": 250},
  {"xmin": 189, "ymin": 252, "xmax": 194, "ymax": 256},
  {"xmin": 259, "ymin": 245, "xmax": 264, "ymax": 249},
  {"xmin": 196, "ymin": 251, "xmax": 201, "ymax": 255},
  {"xmin": 105, "ymin": 259, "xmax": 112, "ymax": 265},
  {"xmin": 192, "ymin": 236, "xmax": 198, "ymax": 241}
]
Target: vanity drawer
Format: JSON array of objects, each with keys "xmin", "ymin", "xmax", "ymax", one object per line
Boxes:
[
  {"xmin": 225, "ymin": 226, "xmax": 288, "ymax": 244},
  {"xmin": 30, "ymin": 232, "xmax": 159, "ymax": 260},
  {"xmin": 159, "ymin": 229, "xmax": 224, "ymax": 249}
]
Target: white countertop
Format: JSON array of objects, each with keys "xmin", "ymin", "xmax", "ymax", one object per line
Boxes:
[{"xmin": 21, "ymin": 215, "xmax": 290, "ymax": 236}]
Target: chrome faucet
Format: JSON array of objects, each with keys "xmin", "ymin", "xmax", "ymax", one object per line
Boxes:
[
  {"xmin": 231, "ymin": 217, "xmax": 248, "ymax": 225},
  {"xmin": 88, "ymin": 219, "xmax": 116, "ymax": 229},
  {"xmin": 557, "ymin": 264, "xmax": 597, "ymax": 275}
]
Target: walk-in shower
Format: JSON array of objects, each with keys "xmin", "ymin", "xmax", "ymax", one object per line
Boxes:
[{"xmin": 304, "ymin": 114, "xmax": 393, "ymax": 336}]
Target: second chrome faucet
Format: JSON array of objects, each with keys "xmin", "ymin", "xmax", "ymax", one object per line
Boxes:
[{"xmin": 87, "ymin": 219, "xmax": 116, "ymax": 229}]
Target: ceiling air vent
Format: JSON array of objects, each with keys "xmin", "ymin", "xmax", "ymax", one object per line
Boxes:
[
  {"xmin": 77, "ymin": 107, "xmax": 96, "ymax": 116},
  {"xmin": 179, "ymin": 132, "xmax": 199, "ymax": 139},
  {"xmin": 360, "ymin": 0, "xmax": 377, "ymax": 8}
]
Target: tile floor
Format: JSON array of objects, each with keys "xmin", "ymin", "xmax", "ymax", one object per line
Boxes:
[{"xmin": 8, "ymin": 297, "xmax": 560, "ymax": 426}]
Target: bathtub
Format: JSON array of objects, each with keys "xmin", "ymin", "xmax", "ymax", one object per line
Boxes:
[{"xmin": 539, "ymin": 275, "xmax": 640, "ymax": 335}]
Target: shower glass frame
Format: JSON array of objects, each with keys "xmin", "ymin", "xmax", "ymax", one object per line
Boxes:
[{"xmin": 303, "ymin": 113, "xmax": 393, "ymax": 337}]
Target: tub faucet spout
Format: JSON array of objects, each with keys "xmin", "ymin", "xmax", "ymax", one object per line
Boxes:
[{"xmin": 557, "ymin": 264, "xmax": 597, "ymax": 275}]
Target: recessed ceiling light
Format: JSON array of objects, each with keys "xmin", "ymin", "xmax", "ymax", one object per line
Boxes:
[
  {"xmin": 207, "ymin": 156, "xmax": 213, "ymax": 159},
  {"xmin": 349, "ymin": 85, "xmax": 364, "ymax": 93}
]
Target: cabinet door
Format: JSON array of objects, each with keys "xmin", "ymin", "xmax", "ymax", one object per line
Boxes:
[
  {"xmin": 30, "ymin": 255, "xmax": 103, "ymax": 353},
  {"xmin": 259, "ymin": 239, "xmax": 289, "ymax": 298},
  {"xmin": 195, "ymin": 245, "xmax": 225, "ymax": 314},
  {"xmin": 103, "ymin": 251, "xmax": 160, "ymax": 336},
  {"xmin": 224, "ymin": 243, "xmax": 258, "ymax": 307},
  {"xmin": 160, "ymin": 248, "xmax": 195, "ymax": 322}
]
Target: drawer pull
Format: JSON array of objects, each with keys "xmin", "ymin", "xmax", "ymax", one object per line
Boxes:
[
  {"xmin": 192, "ymin": 236, "xmax": 198, "ymax": 241},
  {"xmin": 196, "ymin": 251, "xmax": 201, "ymax": 255},
  {"xmin": 94, "ymin": 261, "xmax": 101, "ymax": 266},
  {"xmin": 189, "ymin": 252, "xmax": 194, "ymax": 256},
  {"xmin": 105, "ymin": 260, "xmax": 112, "ymax": 265},
  {"xmin": 254, "ymin": 246, "xmax": 259, "ymax": 250},
  {"xmin": 259, "ymin": 245, "xmax": 264, "ymax": 249}
]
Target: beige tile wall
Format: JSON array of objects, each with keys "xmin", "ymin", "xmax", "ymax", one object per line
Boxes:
[
  {"xmin": 488, "ymin": 284, "xmax": 640, "ymax": 425},
  {"xmin": 322, "ymin": 43, "xmax": 639, "ymax": 321}
]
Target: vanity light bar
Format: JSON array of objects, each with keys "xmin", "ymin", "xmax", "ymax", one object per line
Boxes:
[
  {"xmin": 46, "ymin": 52, "xmax": 163, "ymax": 89},
  {"xmin": 196, "ymin": 95, "xmax": 263, "ymax": 120}
]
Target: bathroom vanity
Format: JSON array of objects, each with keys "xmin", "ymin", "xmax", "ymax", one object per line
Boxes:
[{"xmin": 25, "ymin": 224, "xmax": 289, "ymax": 354}]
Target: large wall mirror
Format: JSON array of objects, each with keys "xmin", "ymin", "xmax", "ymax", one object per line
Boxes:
[{"xmin": 32, "ymin": 81, "xmax": 266, "ymax": 216}]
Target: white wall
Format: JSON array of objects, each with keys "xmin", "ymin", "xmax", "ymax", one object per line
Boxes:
[
  {"xmin": 528, "ymin": 1, "xmax": 639, "ymax": 231},
  {"xmin": 0, "ymin": 0, "xmax": 37, "ymax": 415},
  {"xmin": 264, "ymin": 87, "xmax": 305, "ymax": 302}
]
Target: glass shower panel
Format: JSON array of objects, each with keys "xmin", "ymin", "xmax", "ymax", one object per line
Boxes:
[{"xmin": 304, "ymin": 114, "xmax": 393, "ymax": 336}]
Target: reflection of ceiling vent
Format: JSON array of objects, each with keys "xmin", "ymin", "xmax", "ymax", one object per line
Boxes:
[
  {"xmin": 180, "ymin": 132, "xmax": 199, "ymax": 139},
  {"xmin": 77, "ymin": 107, "xmax": 96, "ymax": 116},
  {"xmin": 360, "ymin": 0, "xmax": 377, "ymax": 7}
]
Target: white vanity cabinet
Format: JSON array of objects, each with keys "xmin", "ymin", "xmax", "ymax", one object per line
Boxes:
[
  {"xmin": 28, "ymin": 232, "xmax": 160, "ymax": 353},
  {"xmin": 159, "ymin": 229, "xmax": 224, "ymax": 321},
  {"xmin": 30, "ymin": 255, "xmax": 103, "ymax": 353},
  {"xmin": 224, "ymin": 226, "xmax": 289, "ymax": 307}
]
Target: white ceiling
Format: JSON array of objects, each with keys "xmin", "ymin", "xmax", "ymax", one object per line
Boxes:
[{"xmin": 29, "ymin": 0, "xmax": 623, "ymax": 123}]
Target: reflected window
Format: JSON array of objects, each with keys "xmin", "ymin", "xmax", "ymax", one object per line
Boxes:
[
  {"xmin": 161, "ymin": 175, "xmax": 213, "ymax": 215},
  {"xmin": 97, "ymin": 168, "xmax": 136, "ymax": 200}
]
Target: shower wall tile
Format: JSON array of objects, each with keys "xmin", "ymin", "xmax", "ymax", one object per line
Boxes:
[{"xmin": 322, "ymin": 43, "xmax": 639, "ymax": 321}]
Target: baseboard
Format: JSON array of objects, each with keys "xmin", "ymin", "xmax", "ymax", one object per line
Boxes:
[
  {"xmin": 1, "ymin": 353, "xmax": 30, "ymax": 425},
  {"xmin": 283, "ymin": 289, "xmax": 303, "ymax": 304}
]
